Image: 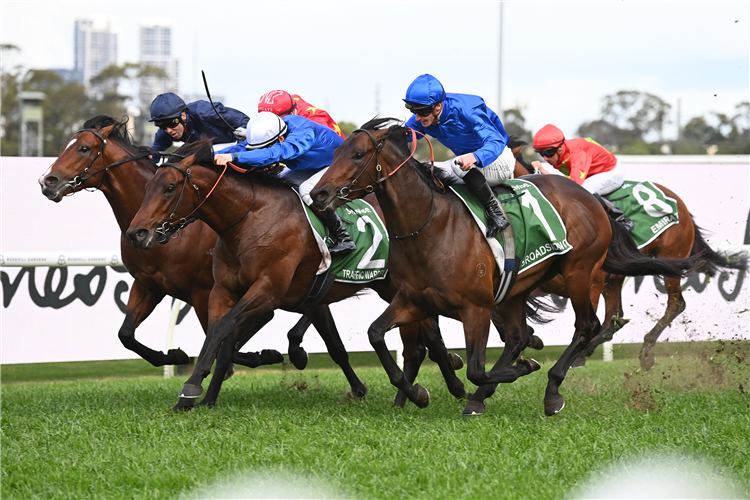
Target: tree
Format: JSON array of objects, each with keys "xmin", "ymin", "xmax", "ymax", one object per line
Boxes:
[
  {"xmin": 601, "ymin": 90, "xmax": 672, "ymax": 142},
  {"xmin": 1, "ymin": 44, "xmax": 22, "ymax": 155},
  {"xmin": 502, "ymin": 107, "xmax": 532, "ymax": 143}
]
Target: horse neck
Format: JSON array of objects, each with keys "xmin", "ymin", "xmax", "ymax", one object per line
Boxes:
[
  {"xmin": 375, "ymin": 158, "xmax": 437, "ymax": 240},
  {"xmin": 97, "ymin": 142, "xmax": 154, "ymax": 232}
]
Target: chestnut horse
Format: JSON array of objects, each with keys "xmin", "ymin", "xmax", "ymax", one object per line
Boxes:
[
  {"xmin": 37, "ymin": 116, "xmax": 351, "ymax": 386},
  {"xmin": 311, "ymin": 118, "xmax": 700, "ymax": 416},
  {"xmin": 125, "ymin": 140, "xmax": 467, "ymax": 410},
  {"xmin": 512, "ymin": 155, "xmax": 748, "ymax": 370}
]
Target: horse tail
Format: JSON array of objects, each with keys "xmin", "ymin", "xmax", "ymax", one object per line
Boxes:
[
  {"xmin": 508, "ymin": 135, "xmax": 535, "ymax": 175},
  {"xmin": 507, "ymin": 135, "xmax": 527, "ymax": 150},
  {"xmin": 689, "ymin": 218, "xmax": 748, "ymax": 276},
  {"xmin": 525, "ymin": 293, "xmax": 564, "ymax": 325},
  {"xmin": 601, "ymin": 218, "xmax": 701, "ymax": 278}
]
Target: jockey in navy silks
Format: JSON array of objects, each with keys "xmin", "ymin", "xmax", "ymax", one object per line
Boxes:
[
  {"xmin": 149, "ymin": 92, "xmax": 249, "ymax": 152},
  {"xmin": 214, "ymin": 112, "xmax": 356, "ymax": 255},
  {"xmin": 403, "ymin": 74, "xmax": 514, "ymax": 237}
]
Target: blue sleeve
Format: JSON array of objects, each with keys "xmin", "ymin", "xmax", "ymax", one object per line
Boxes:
[
  {"xmin": 404, "ymin": 115, "xmax": 425, "ymax": 142},
  {"xmin": 232, "ymin": 127, "xmax": 316, "ymax": 168},
  {"xmin": 216, "ymin": 142, "xmax": 246, "ymax": 154},
  {"xmin": 151, "ymin": 130, "xmax": 173, "ymax": 151},
  {"xmin": 466, "ymin": 108, "xmax": 509, "ymax": 167}
]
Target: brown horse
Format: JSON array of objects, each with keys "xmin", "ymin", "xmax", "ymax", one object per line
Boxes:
[
  {"xmin": 310, "ymin": 118, "xmax": 700, "ymax": 416},
  {"xmin": 124, "ymin": 139, "xmax": 467, "ymax": 410},
  {"xmin": 36, "ymin": 116, "xmax": 349, "ymax": 386},
  {"xmin": 512, "ymin": 154, "xmax": 748, "ymax": 370}
]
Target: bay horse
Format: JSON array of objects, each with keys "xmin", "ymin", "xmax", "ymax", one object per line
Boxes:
[
  {"xmin": 124, "ymin": 139, "xmax": 467, "ymax": 410},
  {"xmin": 512, "ymin": 154, "xmax": 748, "ymax": 370},
  {"xmin": 37, "ymin": 116, "xmax": 355, "ymax": 393},
  {"xmin": 310, "ymin": 118, "xmax": 700, "ymax": 416}
]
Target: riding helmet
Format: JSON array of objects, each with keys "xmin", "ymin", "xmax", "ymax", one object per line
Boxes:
[
  {"xmin": 149, "ymin": 93, "xmax": 187, "ymax": 122},
  {"xmin": 258, "ymin": 90, "xmax": 297, "ymax": 117},
  {"xmin": 533, "ymin": 124, "xmax": 566, "ymax": 150},
  {"xmin": 245, "ymin": 112, "xmax": 289, "ymax": 150},
  {"xmin": 403, "ymin": 74, "xmax": 445, "ymax": 107}
]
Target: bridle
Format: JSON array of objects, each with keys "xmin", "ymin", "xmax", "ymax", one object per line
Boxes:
[
  {"xmin": 152, "ymin": 159, "xmax": 256, "ymax": 242},
  {"xmin": 62, "ymin": 128, "xmax": 152, "ymax": 193},
  {"xmin": 336, "ymin": 127, "xmax": 443, "ymax": 239}
]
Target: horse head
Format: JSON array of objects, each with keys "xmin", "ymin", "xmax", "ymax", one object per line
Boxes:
[
  {"xmin": 126, "ymin": 141, "xmax": 212, "ymax": 249},
  {"xmin": 39, "ymin": 116, "xmax": 142, "ymax": 201},
  {"xmin": 311, "ymin": 118, "xmax": 405, "ymax": 213}
]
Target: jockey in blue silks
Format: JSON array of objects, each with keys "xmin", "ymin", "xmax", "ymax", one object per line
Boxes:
[
  {"xmin": 214, "ymin": 112, "xmax": 356, "ymax": 255},
  {"xmin": 149, "ymin": 92, "xmax": 249, "ymax": 152},
  {"xmin": 404, "ymin": 74, "xmax": 514, "ymax": 237}
]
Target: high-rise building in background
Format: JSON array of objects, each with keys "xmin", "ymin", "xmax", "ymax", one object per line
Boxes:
[
  {"xmin": 139, "ymin": 21, "xmax": 179, "ymax": 110},
  {"xmin": 74, "ymin": 19, "xmax": 118, "ymax": 86}
]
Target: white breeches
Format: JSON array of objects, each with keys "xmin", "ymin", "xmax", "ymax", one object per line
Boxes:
[
  {"xmin": 434, "ymin": 146, "xmax": 516, "ymax": 186},
  {"xmin": 286, "ymin": 167, "xmax": 329, "ymax": 206},
  {"xmin": 581, "ymin": 162, "xmax": 625, "ymax": 195}
]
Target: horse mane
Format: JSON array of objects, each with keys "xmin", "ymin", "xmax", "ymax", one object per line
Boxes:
[
  {"xmin": 82, "ymin": 115, "xmax": 147, "ymax": 157},
  {"xmin": 171, "ymin": 140, "xmax": 287, "ymax": 186},
  {"xmin": 359, "ymin": 117, "xmax": 455, "ymax": 190}
]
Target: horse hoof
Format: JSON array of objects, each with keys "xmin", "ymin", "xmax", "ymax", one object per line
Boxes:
[
  {"xmin": 172, "ymin": 398, "xmax": 195, "ymax": 411},
  {"xmin": 223, "ymin": 363, "xmax": 236, "ymax": 381},
  {"xmin": 570, "ymin": 356, "xmax": 586, "ymax": 369},
  {"xmin": 167, "ymin": 348, "xmax": 190, "ymax": 366},
  {"xmin": 462, "ymin": 399, "xmax": 486, "ymax": 416},
  {"xmin": 348, "ymin": 384, "xmax": 368, "ymax": 400},
  {"xmin": 260, "ymin": 349, "xmax": 284, "ymax": 365},
  {"xmin": 544, "ymin": 395, "xmax": 565, "ymax": 416},
  {"xmin": 449, "ymin": 352, "xmax": 464, "ymax": 370},
  {"xmin": 289, "ymin": 347, "xmax": 309, "ymax": 370},
  {"xmin": 179, "ymin": 384, "xmax": 203, "ymax": 399},
  {"xmin": 518, "ymin": 357, "xmax": 541, "ymax": 373},
  {"xmin": 412, "ymin": 384, "xmax": 430, "ymax": 409},
  {"xmin": 528, "ymin": 335, "xmax": 545, "ymax": 350},
  {"xmin": 639, "ymin": 354, "xmax": 655, "ymax": 371}
]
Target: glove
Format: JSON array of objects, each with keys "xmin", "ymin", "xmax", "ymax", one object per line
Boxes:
[{"xmin": 233, "ymin": 128, "xmax": 247, "ymax": 140}]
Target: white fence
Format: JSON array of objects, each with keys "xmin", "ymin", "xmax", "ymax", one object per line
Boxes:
[{"xmin": 2, "ymin": 156, "xmax": 748, "ymax": 365}]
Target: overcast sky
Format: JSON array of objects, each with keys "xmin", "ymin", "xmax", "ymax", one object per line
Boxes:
[{"xmin": 2, "ymin": 1, "xmax": 748, "ymax": 141}]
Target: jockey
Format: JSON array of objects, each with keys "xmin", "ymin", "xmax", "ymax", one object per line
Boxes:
[
  {"xmin": 149, "ymin": 92, "xmax": 249, "ymax": 152},
  {"xmin": 403, "ymin": 74, "xmax": 514, "ymax": 238},
  {"xmin": 531, "ymin": 124, "xmax": 634, "ymax": 231},
  {"xmin": 258, "ymin": 90, "xmax": 346, "ymax": 140},
  {"xmin": 213, "ymin": 112, "xmax": 356, "ymax": 255}
]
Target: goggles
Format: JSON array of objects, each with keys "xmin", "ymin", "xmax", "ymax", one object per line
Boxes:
[
  {"xmin": 155, "ymin": 117, "xmax": 181, "ymax": 130},
  {"xmin": 536, "ymin": 147, "xmax": 559, "ymax": 158},
  {"xmin": 404, "ymin": 102, "xmax": 436, "ymax": 117}
]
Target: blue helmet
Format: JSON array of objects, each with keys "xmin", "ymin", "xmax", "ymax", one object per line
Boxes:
[
  {"xmin": 149, "ymin": 93, "xmax": 187, "ymax": 122},
  {"xmin": 403, "ymin": 74, "xmax": 445, "ymax": 107}
]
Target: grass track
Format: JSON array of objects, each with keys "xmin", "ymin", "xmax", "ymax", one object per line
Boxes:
[{"xmin": 2, "ymin": 343, "xmax": 749, "ymax": 499}]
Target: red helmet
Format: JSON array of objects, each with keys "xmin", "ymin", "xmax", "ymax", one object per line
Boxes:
[
  {"xmin": 258, "ymin": 90, "xmax": 297, "ymax": 117},
  {"xmin": 533, "ymin": 124, "xmax": 565, "ymax": 150}
]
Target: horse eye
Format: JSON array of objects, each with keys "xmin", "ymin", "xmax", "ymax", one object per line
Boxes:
[
  {"xmin": 165, "ymin": 184, "xmax": 176, "ymax": 194},
  {"xmin": 79, "ymin": 145, "xmax": 91, "ymax": 153},
  {"xmin": 353, "ymin": 151, "xmax": 365, "ymax": 160}
]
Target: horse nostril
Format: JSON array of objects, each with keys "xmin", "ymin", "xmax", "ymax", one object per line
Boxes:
[
  {"xmin": 314, "ymin": 189, "xmax": 328, "ymax": 201},
  {"xmin": 45, "ymin": 176, "xmax": 58, "ymax": 187}
]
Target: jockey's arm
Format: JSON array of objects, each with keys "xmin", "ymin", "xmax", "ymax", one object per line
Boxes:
[
  {"xmin": 466, "ymin": 109, "xmax": 508, "ymax": 167},
  {"xmin": 567, "ymin": 151, "xmax": 592, "ymax": 185}
]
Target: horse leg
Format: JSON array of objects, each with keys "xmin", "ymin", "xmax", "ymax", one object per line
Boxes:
[
  {"xmin": 198, "ymin": 329, "xmax": 238, "ymax": 407},
  {"xmin": 393, "ymin": 322, "xmax": 427, "ymax": 408},
  {"xmin": 639, "ymin": 276, "xmax": 686, "ymax": 371},
  {"xmin": 118, "ymin": 283, "xmax": 189, "ymax": 366},
  {"xmin": 286, "ymin": 315, "xmax": 314, "ymax": 370},
  {"xmin": 572, "ymin": 270, "xmax": 611, "ymax": 367},
  {"xmin": 301, "ymin": 305, "xmax": 368, "ymax": 399},
  {"xmin": 544, "ymin": 296, "xmax": 601, "ymax": 416},
  {"xmin": 231, "ymin": 311, "xmax": 283, "ymax": 370},
  {"xmin": 422, "ymin": 317, "xmax": 467, "ymax": 400},
  {"xmin": 464, "ymin": 296, "xmax": 539, "ymax": 415},
  {"xmin": 368, "ymin": 296, "xmax": 432, "ymax": 408},
  {"xmin": 494, "ymin": 306, "xmax": 544, "ymax": 351}
]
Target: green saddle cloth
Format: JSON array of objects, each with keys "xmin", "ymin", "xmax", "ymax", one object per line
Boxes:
[{"xmin": 606, "ymin": 180, "xmax": 679, "ymax": 249}]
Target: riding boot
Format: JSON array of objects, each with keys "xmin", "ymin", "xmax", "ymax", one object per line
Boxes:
[
  {"xmin": 464, "ymin": 169, "xmax": 510, "ymax": 238},
  {"xmin": 593, "ymin": 193, "xmax": 635, "ymax": 232},
  {"xmin": 318, "ymin": 210, "xmax": 357, "ymax": 255}
]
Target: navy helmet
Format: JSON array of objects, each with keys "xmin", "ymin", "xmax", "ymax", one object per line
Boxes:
[
  {"xmin": 149, "ymin": 93, "xmax": 187, "ymax": 122},
  {"xmin": 403, "ymin": 74, "xmax": 445, "ymax": 108}
]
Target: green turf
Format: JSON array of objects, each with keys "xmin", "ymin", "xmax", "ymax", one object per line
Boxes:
[
  {"xmin": 0, "ymin": 341, "xmax": 720, "ymax": 384},
  {"xmin": 2, "ymin": 342, "xmax": 749, "ymax": 499}
]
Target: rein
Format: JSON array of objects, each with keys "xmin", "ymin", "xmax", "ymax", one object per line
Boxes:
[
  {"xmin": 64, "ymin": 128, "xmax": 152, "ymax": 192},
  {"xmin": 338, "ymin": 127, "xmax": 442, "ymax": 239}
]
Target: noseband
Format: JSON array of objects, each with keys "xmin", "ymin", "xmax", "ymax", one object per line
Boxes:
[{"xmin": 63, "ymin": 128, "xmax": 151, "ymax": 192}]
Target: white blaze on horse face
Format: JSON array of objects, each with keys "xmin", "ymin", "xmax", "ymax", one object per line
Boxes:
[{"xmin": 65, "ymin": 138, "xmax": 77, "ymax": 151}]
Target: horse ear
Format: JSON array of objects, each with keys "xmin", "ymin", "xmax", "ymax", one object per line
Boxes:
[{"xmin": 98, "ymin": 124, "xmax": 117, "ymax": 137}]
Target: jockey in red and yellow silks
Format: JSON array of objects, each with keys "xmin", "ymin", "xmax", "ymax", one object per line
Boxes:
[
  {"xmin": 258, "ymin": 90, "xmax": 346, "ymax": 140},
  {"xmin": 531, "ymin": 124, "xmax": 634, "ymax": 231}
]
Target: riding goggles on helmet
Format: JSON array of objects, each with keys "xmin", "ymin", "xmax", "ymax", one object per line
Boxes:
[
  {"xmin": 155, "ymin": 117, "xmax": 181, "ymax": 130},
  {"xmin": 535, "ymin": 147, "xmax": 559, "ymax": 158},
  {"xmin": 404, "ymin": 102, "xmax": 435, "ymax": 117}
]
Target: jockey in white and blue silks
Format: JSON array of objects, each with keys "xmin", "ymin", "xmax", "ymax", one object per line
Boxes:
[
  {"xmin": 403, "ymin": 74, "xmax": 515, "ymax": 238},
  {"xmin": 213, "ymin": 112, "xmax": 356, "ymax": 255}
]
